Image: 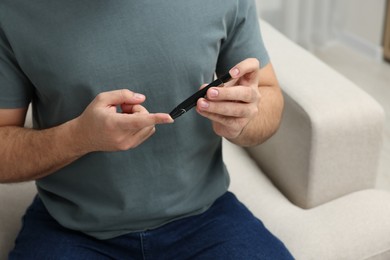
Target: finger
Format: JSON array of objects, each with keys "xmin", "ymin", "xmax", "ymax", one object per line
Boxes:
[
  {"xmin": 132, "ymin": 104, "xmax": 149, "ymax": 114},
  {"xmin": 121, "ymin": 104, "xmax": 134, "ymax": 114},
  {"xmin": 120, "ymin": 104, "xmax": 149, "ymax": 114},
  {"xmin": 228, "ymin": 58, "xmax": 260, "ymax": 84},
  {"xmin": 206, "ymin": 85, "xmax": 258, "ymax": 103},
  {"xmin": 95, "ymin": 89, "xmax": 146, "ymax": 107},
  {"xmin": 197, "ymin": 98, "xmax": 255, "ymax": 118},
  {"xmin": 116, "ymin": 113, "xmax": 173, "ymax": 130}
]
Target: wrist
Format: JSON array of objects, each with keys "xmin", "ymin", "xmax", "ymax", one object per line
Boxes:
[{"xmin": 59, "ymin": 117, "xmax": 92, "ymax": 158}]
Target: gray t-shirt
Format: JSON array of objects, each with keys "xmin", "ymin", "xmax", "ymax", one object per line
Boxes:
[{"xmin": 0, "ymin": 0, "xmax": 269, "ymax": 239}]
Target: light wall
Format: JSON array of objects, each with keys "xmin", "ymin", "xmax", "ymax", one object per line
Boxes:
[
  {"xmin": 256, "ymin": 0, "xmax": 387, "ymax": 60},
  {"xmin": 333, "ymin": 0, "xmax": 387, "ymax": 59},
  {"xmin": 341, "ymin": 0, "xmax": 386, "ymax": 46}
]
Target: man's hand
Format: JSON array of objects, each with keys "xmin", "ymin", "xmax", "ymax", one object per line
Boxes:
[
  {"xmin": 0, "ymin": 89, "xmax": 173, "ymax": 183},
  {"xmin": 196, "ymin": 58, "xmax": 261, "ymax": 140},
  {"xmin": 74, "ymin": 89, "xmax": 173, "ymax": 153},
  {"xmin": 196, "ymin": 58, "xmax": 283, "ymax": 147}
]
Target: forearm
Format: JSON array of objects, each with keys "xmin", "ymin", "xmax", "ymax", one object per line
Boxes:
[
  {"xmin": 228, "ymin": 84, "xmax": 284, "ymax": 147},
  {"xmin": 0, "ymin": 90, "xmax": 173, "ymax": 183},
  {"xmin": 0, "ymin": 119, "xmax": 85, "ymax": 183}
]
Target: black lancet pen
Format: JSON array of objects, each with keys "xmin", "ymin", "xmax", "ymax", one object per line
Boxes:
[{"xmin": 169, "ymin": 73, "xmax": 232, "ymax": 119}]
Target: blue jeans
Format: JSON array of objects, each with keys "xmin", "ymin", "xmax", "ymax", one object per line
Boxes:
[{"xmin": 9, "ymin": 192, "xmax": 294, "ymax": 259}]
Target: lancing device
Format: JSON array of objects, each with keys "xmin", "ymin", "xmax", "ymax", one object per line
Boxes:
[{"xmin": 169, "ymin": 73, "xmax": 232, "ymax": 119}]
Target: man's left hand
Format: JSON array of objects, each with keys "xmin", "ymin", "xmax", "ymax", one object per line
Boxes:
[{"xmin": 196, "ymin": 58, "xmax": 261, "ymax": 140}]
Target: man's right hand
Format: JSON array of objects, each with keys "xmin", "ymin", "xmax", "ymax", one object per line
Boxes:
[
  {"xmin": 0, "ymin": 89, "xmax": 173, "ymax": 183},
  {"xmin": 74, "ymin": 89, "xmax": 173, "ymax": 153}
]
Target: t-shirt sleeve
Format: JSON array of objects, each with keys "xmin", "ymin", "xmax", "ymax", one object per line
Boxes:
[
  {"xmin": 216, "ymin": 0, "xmax": 269, "ymax": 75},
  {"xmin": 0, "ymin": 28, "xmax": 33, "ymax": 109}
]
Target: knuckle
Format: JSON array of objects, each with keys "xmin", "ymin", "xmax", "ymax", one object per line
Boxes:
[
  {"xmin": 231, "ymin": 107, "xmax": 243, "ymax": 117},
  {"xmin": 248, "ymin": 58, "xmax": 260, "ymax": 68},
  {"xmin": 243, "ymin": 88, "xmax": 253, "ymax": 102},
  {"xmin": 120, "ymin": 88, "xmax": 132, "ymax": 98},
  {"xmin": 131, "ymin": 119, "xmax": 144, "ymax": 129},
  {"xmin": 119, "ymin": 89, "xmax": 126, "ymax": 101},
  {"xmin": 121, "ymin": 88, "xmax": 131, "ymax": 94},
  {"xmin": 95, "ymin": 92, "xmax": 105, "ymax": 102},
  {"xmin": 251, "ymin": 105, "xmax": 259, "ymax": 116}
]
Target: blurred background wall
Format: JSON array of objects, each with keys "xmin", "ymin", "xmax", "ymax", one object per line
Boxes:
[{"xmin": 256, "ymin": 0, "xmax": 387, "ymax": 60}]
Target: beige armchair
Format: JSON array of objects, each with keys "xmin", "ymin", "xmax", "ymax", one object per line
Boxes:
[
  {"xmin": 1, "ymin": 20, "xmax": 390, "ymax": 260},
  {"xmin": 226, "ymin": 21, "xmax": 390, "ymax": 259}
]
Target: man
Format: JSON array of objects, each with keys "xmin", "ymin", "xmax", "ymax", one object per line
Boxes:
[{"xmin": 0, "ymin": 0, "xmax": 293, "ymax": 258}]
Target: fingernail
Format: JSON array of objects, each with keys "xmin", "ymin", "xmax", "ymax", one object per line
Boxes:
[
  {"xmin": 199, "ymin": 100, "xmax": 209, "ymax": 109},
  {"xmin": 166, "ymin": 116, "xmax": 174, "ymax": 123},
  {"xmin": 134, "ymin": 93, "xmax": 145, "ymax": 100},
  {"xmin": 209, "ymin": 88, "xmax": 219, "ymax": 98},
  {"xmin": 230, "ymin": 67, "xmax": 240, "ymax": 77}
]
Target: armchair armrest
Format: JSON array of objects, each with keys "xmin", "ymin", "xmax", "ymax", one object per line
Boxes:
[
  {"xmin": 0, "ymin": 182, "xmax": 37, "ymax": 258},
  {"xmin": 249, "ymin": 20, "xmax": 385, "ymax": 208}
]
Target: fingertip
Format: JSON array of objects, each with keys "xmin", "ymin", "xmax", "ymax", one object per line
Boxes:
[
  {"xmin": 229, "ymin": 67, "xmax": 240, "ymax": 78},
  {"xmin": 166, "ymin": 115, "xmax": 174, "ymax": 124},
  {"xmin": 155, "ymin": 113, "xmax": 174, "ymax": 124},
  {"xmin": 229, "ymin": 58, "xmax": 260, "ymax": 78},
  {"xmin": 133, "ymin": 93, "xmax": 146, "ymax": 101},
  {"xmin": 198, "ymin": 99, "xmax": 210, "ymax": 110},
  {"xmin": 208, "ymin": 88, "xmax": 219, "ymax": 98},
  {"xmin": 120, "ymin": 89, "xmax": 146, "ymax": 104}
]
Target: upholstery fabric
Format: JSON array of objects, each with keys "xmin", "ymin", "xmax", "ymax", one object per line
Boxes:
[{"xmin": 249, "ymin": 21, "xmax": 385, "ymax": 208}]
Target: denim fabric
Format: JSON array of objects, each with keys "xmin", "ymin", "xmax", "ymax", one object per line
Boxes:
[{"xmin": 9, "ymin": 192, "xmax": 294, "ymax": 259}]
